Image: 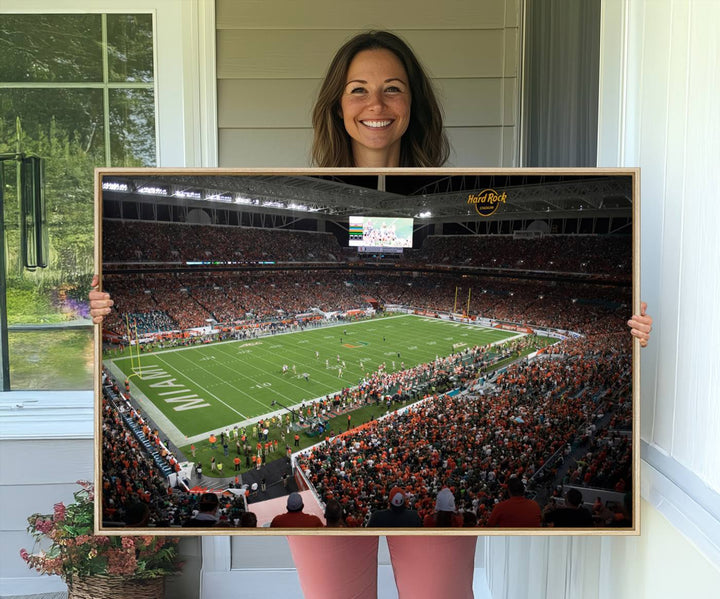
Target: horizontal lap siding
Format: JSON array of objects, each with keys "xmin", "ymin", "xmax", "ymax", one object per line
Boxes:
[
  {"xmin": 216, "ymin": 0, "xmax": 516, "ymax": 30},
  {"xmin": 217, "ymin": 30, "xmax": 510, "ymax": 79}
]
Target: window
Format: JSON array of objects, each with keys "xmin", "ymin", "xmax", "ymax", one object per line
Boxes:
[{"xmin": 0, "ymin": 13, "xmax": 156, "ymax": 390}]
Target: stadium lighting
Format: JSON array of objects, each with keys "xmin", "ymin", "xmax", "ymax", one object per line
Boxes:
[
  {"xmin": 138, "ymin": 186, "xmax": 167, "ymax": 195},
  {"xmin": 288, "ymin": 203, "xmax": 308, "ymax": 211},
  {"xmin": 206, "ymin": 193, "xmax": 233, "ymax": 202},
  {"xmin": 235, "ymin": 196, "xmax": 253, "ymax": 204},
  {"xmin": 416, "ymin": 211, "xmax": 432, "ymax": 218},
  {"xmin": 262, "ymin": 200, "xmax": 285, "ymax": 209},
  {"xmin": 102, "ymin": 181, "xmax": 128, "ymax": 192},
  {"xmin": 174, "ymin": 190, "xmax": 202, "ymax": 199}
]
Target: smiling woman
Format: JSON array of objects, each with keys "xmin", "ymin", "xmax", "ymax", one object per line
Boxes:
[
  {"xmin": 340, "ymin": 48, "xmax": 412, "ymax": 167},
  {"xmin": 311, "ymin": 30, "xmax": 448, "ymax": 168}
]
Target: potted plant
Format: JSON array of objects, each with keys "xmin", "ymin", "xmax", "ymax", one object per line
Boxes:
[{"xmin": 20, "ymin": 481, "xmax": 182, "ymax": 598}]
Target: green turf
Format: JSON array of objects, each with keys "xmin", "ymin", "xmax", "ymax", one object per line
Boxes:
[
  {"xmin": 106, "ymin": 314, "xmax": 518, "ymax": 438},
  {"xmin": 185, "ymin": 335, "xmax": 554, "ymax": 478}
]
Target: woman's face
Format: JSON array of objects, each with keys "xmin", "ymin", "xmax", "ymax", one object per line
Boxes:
[{"xmin": 340, "ymin": 48, "xmax": 411, "ymax": 167}]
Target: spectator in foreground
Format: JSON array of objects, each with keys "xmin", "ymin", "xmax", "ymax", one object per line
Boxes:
[
  {"xmin": 544, "ymin": 488, "xmax": 594, "ymax": 528},
  {"xmin": 487, "ymin": 477, "xmax": 542, "ymax": 528},
  {"xmin": 240, "ymin": 511, "xmax": 258, "ymax": 528},
  {"xmin": 423, "ymin": 487, "xmax": 463, "ymax": 527},
  {"xmin": 366, "ymin": 487, "xmax": 422, "ymax": 528},
  {"xmin": 183, "ymin": 493, "xmax": 220, "ymax": 527},
  {"xmin": 124, "ymin": 501, "xmax": 150, "ymax": 527},
  {"xmin": 324, "ymin": 499, "xmax": 347, "ymax": 527},
  {"xmin": 270, "ymin": 492, "xmax": 324, "ymax": 528}
]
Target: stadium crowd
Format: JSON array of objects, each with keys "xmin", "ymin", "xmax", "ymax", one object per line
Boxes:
[
  {"xmin": 97, "ymin": 220, "xmax": 633, "ymax": 528},
  {"xmin": 101, "ymin": 268, "xmax": 628, "ymax": 343},
  {"xmin": 416, "ymin": 234, "xmax": 630, "ymax": 275},
  {"xmin": 295, "ymin": 318, "xmax": 631, "ymax": 526},
  {"xmin": 103, "ymin": 220, "xmax": 630, "ymax": 276},
  {"xmin": 103, "ymin": 220, "xmax": 342, "ymax": 264}
]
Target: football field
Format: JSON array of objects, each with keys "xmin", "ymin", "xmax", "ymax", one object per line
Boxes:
[{"xmin": 106, "ymin": 314, "xmax": 519, "ymax": 439}]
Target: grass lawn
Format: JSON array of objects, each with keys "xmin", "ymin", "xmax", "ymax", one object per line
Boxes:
[{"xmin": 10, "ymin": 329, "xmax": 93, "ymax": 390}]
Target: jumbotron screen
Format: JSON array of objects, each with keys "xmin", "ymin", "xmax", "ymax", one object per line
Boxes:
[{"xmin": 348, "ymin": 216, "xmax": 414, "ymax": 248}]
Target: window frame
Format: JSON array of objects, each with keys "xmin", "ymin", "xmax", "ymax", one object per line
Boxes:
[{"xmin": 0, "ymin": 0, "xmax": 217, "ymax": 437}]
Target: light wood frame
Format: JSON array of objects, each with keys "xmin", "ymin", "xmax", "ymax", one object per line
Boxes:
[{"xmin": 94, "ymin": 167, "xmax": 640, "ymax": 536}]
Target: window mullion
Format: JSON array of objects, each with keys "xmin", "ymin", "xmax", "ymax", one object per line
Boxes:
[
  {"xmin": 0, "ymin": 168, "xmax": 11, "ymax": 391},
  {"xmin": 102, "ymin": 13, "xmax": 111, "ymax": 167}
]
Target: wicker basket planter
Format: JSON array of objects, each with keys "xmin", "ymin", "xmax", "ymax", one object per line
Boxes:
[{"xmin": 67, "ymin": 575, "xmax": 165, "ymax": 599}]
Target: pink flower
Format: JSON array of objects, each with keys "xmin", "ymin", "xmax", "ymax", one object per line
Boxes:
[
  {"xmin": 34, "ymin": 518, "xmax": 53, "ymax": 534},
  {"xmin": 121, "ymin": 537, "xmax": 135, "ymax": 549},
  {"xmin": 43, "ymin": 557, "xmax": 64, "ymax": 576},
  {"xmin": 107, "ymin": 548, "xmax": 137, "ymax": 576},
  {"xmin": 19, "ymin": 548, "xmax": 29, "ymax": 562},
  {"xmin": 53, "ymin": 502, "xmax": 66, "ymax": 522}
]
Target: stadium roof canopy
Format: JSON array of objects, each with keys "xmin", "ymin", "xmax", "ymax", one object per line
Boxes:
[{"xmin": 101, "ymin": 172, "xmax": 633, "ymax": 223}]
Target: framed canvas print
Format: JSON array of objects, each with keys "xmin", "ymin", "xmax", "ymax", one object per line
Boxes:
[{"xmin": 95, "ymin": 167, "xmax": 639, "ymax": 535}]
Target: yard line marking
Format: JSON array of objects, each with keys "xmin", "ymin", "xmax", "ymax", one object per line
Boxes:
[
  {"xmin": 110, "ymin": 314, "xmax": 518, "ymax": 430},
  {"xmin": 149, "ymin": 353, "xmax": 249, "ymax": 419}
]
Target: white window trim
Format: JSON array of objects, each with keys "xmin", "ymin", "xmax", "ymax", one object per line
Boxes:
[
  {"xmin": 0, "ymin": 0, "xmax": 218, "ymax": 168},
  {"xmin": 0, "ymin": 0, "xmax": 217, "ymax": 438},
  {"xmin": 641, "ymin": 444, "xmax": 720, "ymax": 568},
  {"xmin": 0, "ymin": 391, "xmax": 94, "ymax": 440}
]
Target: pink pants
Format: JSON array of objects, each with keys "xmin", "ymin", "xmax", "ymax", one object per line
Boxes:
[{"xmin": 287, "ymin": 535, "xmax": 477, "ymax": 599}]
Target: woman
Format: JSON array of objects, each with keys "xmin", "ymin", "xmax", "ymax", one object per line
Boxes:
[
  {"xmin": 311, "ymin": 30, "xmax": 448, "ymax": 168},
  {"xmin": 90, "ymin": 30, "xmax": 653, "ymax": 599}
]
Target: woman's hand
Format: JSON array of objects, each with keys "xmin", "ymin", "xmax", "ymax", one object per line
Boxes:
[
  {"xmin": 89, "ymin": 275, "xmax": 113, "ymax": 324},
  {"xmin": 628, "ymin": 301, "xmax": 652, "ymax": 348}
]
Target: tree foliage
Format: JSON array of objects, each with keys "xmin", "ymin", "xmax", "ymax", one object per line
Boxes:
[{"xmin": 1, "ymin": 13, "xmax": 155, "ymax": 324}]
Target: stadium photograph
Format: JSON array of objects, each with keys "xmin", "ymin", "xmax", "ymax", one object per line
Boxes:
[{"xmin": 97, "ymin": 169, "xmax": 637, "ymax": 533}]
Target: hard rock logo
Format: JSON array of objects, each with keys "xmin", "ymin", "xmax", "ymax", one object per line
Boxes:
[{"xmin": 467, "ymin": 189, "xmax": 507, "ymax": 217}]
